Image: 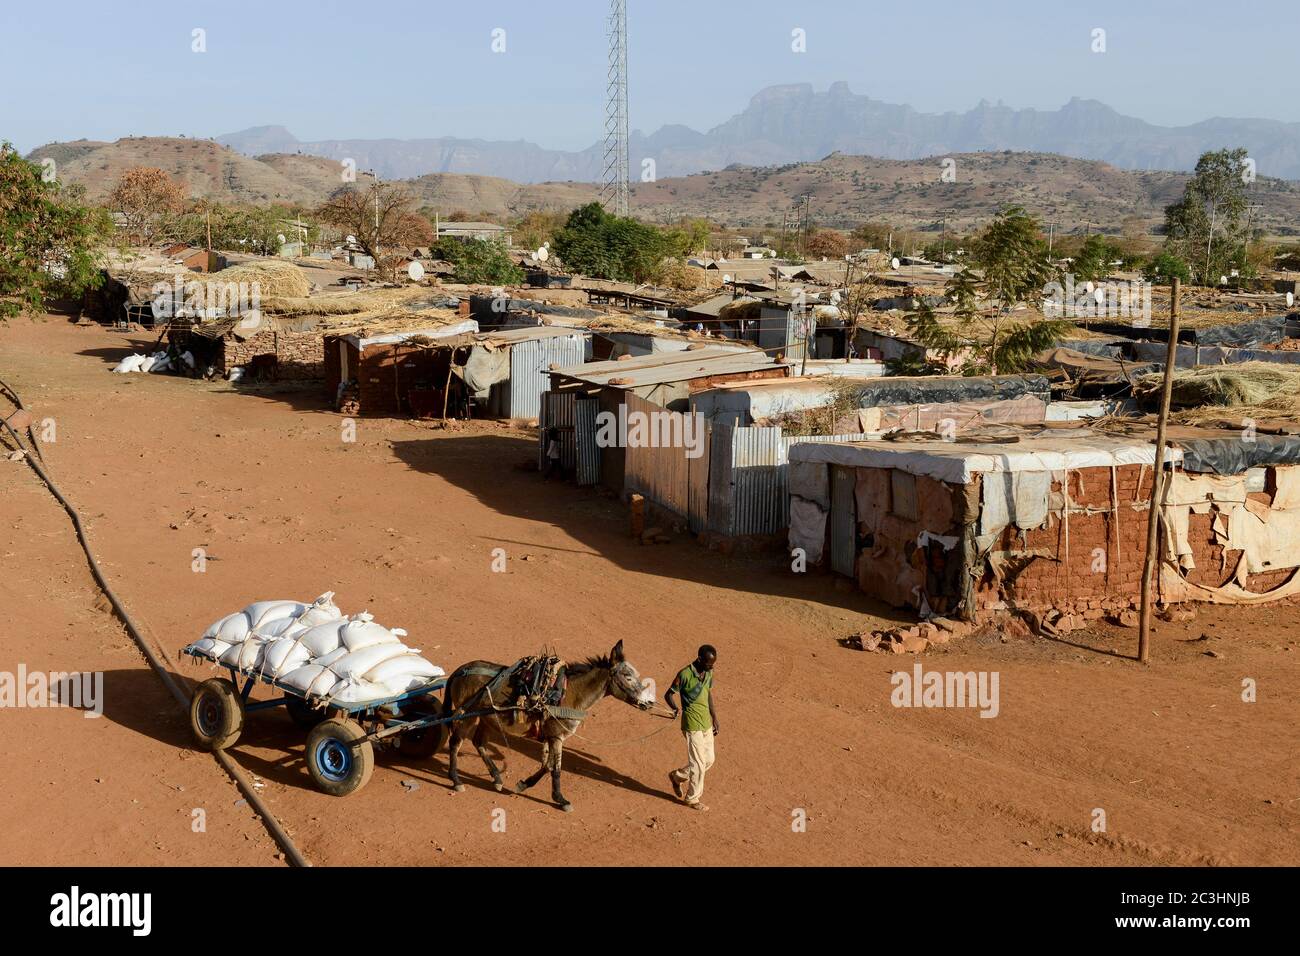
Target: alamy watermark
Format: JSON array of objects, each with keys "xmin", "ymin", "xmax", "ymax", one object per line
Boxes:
[
  {"xmin": 0, "ymin": 666, "xmax": 103, "ymax": 717},
  {"xmin": 1043, "ymin": 273, "xmax": 1152, "ymax": 325},
  {"xmin": 594, "ymin": 407, "xmax": 705, "ymax": 459},
  {"xmin": 150, "ymin": 275, "xmax": 261, "ymax": 322},
  {"xmin": 890, "ymin": 662, "xmax": 999, "ymax": 718}
]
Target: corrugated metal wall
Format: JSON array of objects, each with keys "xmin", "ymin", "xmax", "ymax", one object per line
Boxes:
[
  {"xmin": 725, "ymin": 428, "xmax": 872, "ymax": 537},
  {"xmin": 623, "ymin": 392, "xmax": 690, "ymax": 517},
  {"xmin": 538, "ymin": 391, "xmax": 577, "ymax": 473},
  {"xmin": 575, "ymin": 398, "xmax": 601, "ymax": 486},
  {"xmin": 509, "ymin": 334, "xmax": 588, "ymax": 420},
  {"xmin": 539, "ymin": 389, "xmax": 869, "ymax": 540}
]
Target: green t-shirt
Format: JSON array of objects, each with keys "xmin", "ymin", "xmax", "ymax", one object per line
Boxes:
[{"xmin": 676, "ymin": 664, "xmax": 714, "ymax": 733}]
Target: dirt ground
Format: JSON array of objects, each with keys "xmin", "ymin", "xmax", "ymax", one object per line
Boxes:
[{"xmin": 1, "ymin": 315, "xmax": 1297, "ymax": 867}]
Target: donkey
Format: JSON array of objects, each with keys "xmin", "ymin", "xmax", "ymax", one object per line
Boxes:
[{"xmin": 431, "ymin": 641, "xmax": 654, "ymax": 811}]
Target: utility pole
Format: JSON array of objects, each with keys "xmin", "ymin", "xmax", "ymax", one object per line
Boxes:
[{"xmin": 1138, "ymin": 277, "xmax": 1181, "ymax": 664}]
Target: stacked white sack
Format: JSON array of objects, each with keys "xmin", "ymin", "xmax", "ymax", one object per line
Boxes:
[{"xmin": 190, "ymin": 598, "xmax": 443, "ymax": 705}]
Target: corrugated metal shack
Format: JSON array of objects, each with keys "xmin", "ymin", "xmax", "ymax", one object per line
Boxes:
[
  {"xmin": 325, "ymin": 323, "xmax": 588, "ymax": 419},
  {"xmin": 540, "ymin": 347, "xmax": 795, "ymax": 531}
]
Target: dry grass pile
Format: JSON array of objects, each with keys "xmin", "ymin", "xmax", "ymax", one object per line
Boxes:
[
  {"xmin": 192, "ymin": 260, "xmax": 312, "ymax": 299},
  {"xmin": 1135, "ymin": 362, "xmax": 1300, "ymax": 422}
]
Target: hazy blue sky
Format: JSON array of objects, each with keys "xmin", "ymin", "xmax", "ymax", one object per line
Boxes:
[{"xmin": 3, "ymin": 0, "xmax": 1297, "ymax": 153}]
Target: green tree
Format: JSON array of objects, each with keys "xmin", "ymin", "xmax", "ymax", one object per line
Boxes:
[
  {"xmin": 0, "ymin": 144, "xmax": 108, "ymax": 319},
  {"xmin": 551, "ymin": 202, "xmax": 689, "ymax": 282},
  {"xmin": 1162, "ymin": 147, "xmax": 1252, "ymax": 284},
  {"xmin": 1142, "ymin": 251, "xmax": 1192, "ymax": 285},
  {"xmin": 905, "ymin": 207, "xmax": 1069, "ymax": 375},
  {"xmin": 435, "ymin": 236, "xmax": 523, "ymax": 285},
  {"xmin": 1071, "ymin": 233, "xmax": 1113, "ymax": 284}
]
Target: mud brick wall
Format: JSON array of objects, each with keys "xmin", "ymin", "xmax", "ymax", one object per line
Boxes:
[
  {"xmin": 854, "ymin": 468, "xmax": 972, "ymax": 614},
  {"xmin": 974, "ymin": 464, "xmax": 1151, "ymax": 614},
  {"xmin": 354, "ymin": 344, "xmax": 442, "ymax": 416},
  {"xmin": 219, "ymin": 329, "xmax": 327, "ymax": 380}
]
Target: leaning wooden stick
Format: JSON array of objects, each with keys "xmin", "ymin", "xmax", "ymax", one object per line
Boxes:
[{"xmin": 1138, "ymin": 276, "xmax": 1181, "ymax": 663}]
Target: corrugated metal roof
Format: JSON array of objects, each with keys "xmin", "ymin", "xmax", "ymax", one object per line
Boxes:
[{"xmin": 551, "ymin": 346, "xmax": 786, "ymax": 389}]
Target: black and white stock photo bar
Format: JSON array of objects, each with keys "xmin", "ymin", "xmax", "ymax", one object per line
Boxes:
[{"xmin": 0, "ymin": 0, "xmax": 1294, "ymax": 938}]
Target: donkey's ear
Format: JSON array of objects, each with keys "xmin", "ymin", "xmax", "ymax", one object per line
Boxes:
[{"xmin": 610, "ymin": 640, "xmax": 625, "ymax": 664}]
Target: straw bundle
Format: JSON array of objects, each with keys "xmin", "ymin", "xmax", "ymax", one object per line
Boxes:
[{"xmin": 1135, "ymin": 362, "xmax": 1300, "ymax": 423}]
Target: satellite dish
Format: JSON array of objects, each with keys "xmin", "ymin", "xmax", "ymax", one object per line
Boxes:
[
  {"xmin": 1220, "ymin": 275, "xmax": 1228, "ymax": 285},
  {"xmin": 346, "ymin": 235, "xmax": 356, "ymax": 244},
  {"xmin": 1082, "ymin": 281, "xmax": 1094, "ymax": 294},
  {"xmin": 542, "ymin": 241, "xmax": 550, "ymax": 249},
  {"xmin": 537, "ymin": 247, "xmax": 549, "ymax": 262},
  {"xmin": 407, "ymin": 260, "xmax": 425, "ymax": 281},
  {"xmin": 530, "ymin": 252, "xmax": 539, "ymax": 261},
  {"xmin": 1287, "ymin": 292, "xmax": 1295, "ymax": 307},
  {"xmin": 722, "ymin": 274, "xmax": 732, "ymax": 284},
  {"xmin": 1093, "ymin": 287, "xmax": 1105, "ymax": 305},
  {"xmin": 890, "ymin": 257, "xmax": 900, "ymax": 270},
  {"xmin": 830, "ymin": 290, "xmax": 842, "ymax": 304},
  {"xmin": 277, "ymin": 233, "xmax": 286, "ymax": 244}
]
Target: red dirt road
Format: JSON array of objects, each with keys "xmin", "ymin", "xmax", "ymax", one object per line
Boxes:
[{"xmin": 1, "ymin": 316, "xmax": 1297, "ymax": 866}]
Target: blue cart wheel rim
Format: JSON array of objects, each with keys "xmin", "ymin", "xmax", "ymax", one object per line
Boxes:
[
  {"xmin": 197, "ymin": 693, "xmax": 222, "ymax": 736},
  {"xmin": 315, "ymin": 737, "xmax": 352, "ymax": 782}
]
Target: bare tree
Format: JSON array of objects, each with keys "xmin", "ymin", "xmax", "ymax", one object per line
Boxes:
[
  {"xmin": 318, "ymin": 183, "xmax": 432, "ymax": 277},
  {"xmin": 107, "ymin": 167, "xmax": 187, "ymax": 245}
]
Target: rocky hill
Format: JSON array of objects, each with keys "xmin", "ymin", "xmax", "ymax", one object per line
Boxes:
[{"xmin": 26, "ymin": 137, "xmax": 1300, "ymax": 234}]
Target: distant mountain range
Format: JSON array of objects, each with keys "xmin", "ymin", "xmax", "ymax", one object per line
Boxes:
[
  {"xmin": 215, "ymin": 82, "xmax": 1300, "ymax": 182},
  {"xmin": 27, "ymin": 136, "xmax": 1300, "ymax": 235}
]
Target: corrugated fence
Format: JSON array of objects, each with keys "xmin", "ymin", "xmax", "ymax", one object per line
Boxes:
[{"xmin": 541, "ymin": 388, "xmax": 867, "ymax": 537}]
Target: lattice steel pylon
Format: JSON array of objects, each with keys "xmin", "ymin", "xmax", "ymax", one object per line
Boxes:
[{"xmin": 601, "ymin": 0, "xmax": 629, "ymax": 216}]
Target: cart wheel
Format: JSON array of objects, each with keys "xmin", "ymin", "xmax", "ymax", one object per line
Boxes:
[
  {"xmin": 285, "ymin": 695, "xmax": 325, "ymax": 731},
  {"xmin": 306, "ymin": 718, "xmax": 374, "ymax": 797},
  {"xmin": 190, "ymin": 678, "xmax": 244, "ymax": 751},
  {"xmin": 397, "ymin": 724, "xmax": 443, "ymax": 759}
]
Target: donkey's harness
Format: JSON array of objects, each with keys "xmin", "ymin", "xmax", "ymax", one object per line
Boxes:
[{"xmin": 458, "ymin": 655, "xmax": 587, "ymax": 722}]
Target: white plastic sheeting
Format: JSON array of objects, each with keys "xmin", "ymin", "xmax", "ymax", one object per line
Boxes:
[{"xmin": 787, "ymin": 431, "xmax": 1179, "ymax": 484}]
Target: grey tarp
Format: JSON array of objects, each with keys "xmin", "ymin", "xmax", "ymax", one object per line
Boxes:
[{"xmin": 1174, "ymin": 434, "xmax": 1300, "ymax": 475}]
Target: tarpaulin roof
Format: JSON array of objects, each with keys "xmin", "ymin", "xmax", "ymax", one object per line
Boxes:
[{"xmin": 788, "ymin": 428, "xmax": 1178, "ymax": 484}]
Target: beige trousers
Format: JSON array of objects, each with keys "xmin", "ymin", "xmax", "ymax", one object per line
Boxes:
[{"xmin": 670, "ymin": 729, "xmax": 715, "ymax": 804}]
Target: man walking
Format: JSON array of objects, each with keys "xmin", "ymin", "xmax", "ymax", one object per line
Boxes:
[{"xmin": 665, "ymin": 644, "xmax": 719, "ymax": 811}]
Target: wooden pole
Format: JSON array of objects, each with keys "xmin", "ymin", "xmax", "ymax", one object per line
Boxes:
[
  {"xmin": 1138, "ymin": 277, "xmax": 1181, "ymax": 663},
  {"xmin": 441, "ymin": 347, "xmax": 454, "ymax": 424}
]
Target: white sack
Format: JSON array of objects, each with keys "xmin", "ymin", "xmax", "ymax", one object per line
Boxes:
[
  {"xmin": 190, "ymin": 637, "xmax": 232, "ymax": 659},
  {"xmin": 339, "ymin": 615, "xmax": 400, "ymax": 652},
  {"xmin": 297, "ymin": 620, "xmax": 347, "ymax": 657},
  {"xmin": 261, "ymin": 637, "xmax": 311, "ymax": 676},
  {"xmin": 297, "ymin": 592, "xmax": 342, "ymax": 627},
  {"xmin": 328, "ymin": 676, "xmax": 394, "ymax": 704},
  {"xmin": 312, "ymin": 646, "xmax": 349, "ymax": 668},
  {"xmin": 242, "ymin": 600, "xmax": 307, "ymax": 630},
  {"xmin": 330, "ymin": 643, "xmax": 411, "ymax": 680},
  {"xmin": 280, "ymin": 664, "xmax": 328, "ymax": 694},
  {"xmin": 366, "ymin": 654, "xmax": 444, "ymax": 691}
]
